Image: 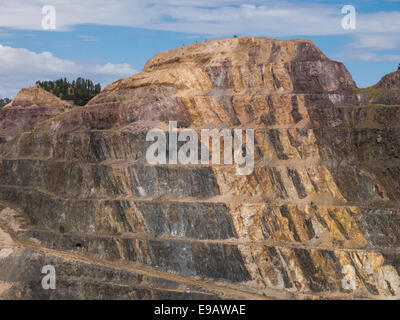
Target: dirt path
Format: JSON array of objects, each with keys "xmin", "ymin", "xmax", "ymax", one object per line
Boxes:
[
  {"xmin": 0, "ymin": 213, "xmax": 273, "ymax": 300},
  {"xmin": 0, "ymin": 204, "xmax": 388, "ymax": 300}
]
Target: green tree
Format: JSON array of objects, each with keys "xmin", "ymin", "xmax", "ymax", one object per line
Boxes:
[
  {"xmin": 36, "ymin": 77, "xmax": 102, "ymax": 106},
  {"xmin": 0, "ymin": 98, "xmax": 11, "ymax": 108}
]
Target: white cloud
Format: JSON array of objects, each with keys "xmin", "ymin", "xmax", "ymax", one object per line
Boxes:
[
  {"xmin": 349, "ymin": 34, "xmax": 400, "ymax": 50},
  {"xmin": 0, "ymin": 45, "xmax": 137, "ymax": 97},
  {"xmin": 0, "ymin": 0, "xmax": 384, "ymax": 35},
  {"xmin": 78, "ymin": 35, "xmax": 98, "ymax": 42},
  {"xmin": 93, "ymin": 62, "xmax": 138, "ymax": 75},
  {"xmin": 335, "ymin": 51, "xmax": 400, "ymax": 62}
]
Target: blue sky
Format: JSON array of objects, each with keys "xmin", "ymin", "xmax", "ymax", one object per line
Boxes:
[{"xmin": 0, "ymin": 0, "xmax": 399, "ymax": 97}]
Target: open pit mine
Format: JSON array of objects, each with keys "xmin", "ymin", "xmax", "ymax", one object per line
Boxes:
[{"xmin": 1, "ymin": 37, "xmax": 400, "ymax": 300}]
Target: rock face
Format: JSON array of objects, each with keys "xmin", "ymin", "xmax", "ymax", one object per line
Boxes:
[
  {"xmin": 375, "ymin": 70, "xmax": 400, "ymax": 90},
  {"xmin": 0, "ymin": 86, "xmax": 72, "ymax": 138},
  {"xmin": 1, "ymin": 37, "xmax": 400, "ymax": 299}
]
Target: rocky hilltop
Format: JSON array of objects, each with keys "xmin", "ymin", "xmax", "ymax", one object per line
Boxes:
[
  {"xmin": 0, "ymin": 86, "xmax": 72, "ymax": 138},
  {"xmin": 1, "ymin": 37, "xmax": 400, "ymax": 299},
  {"xmin": 375, "ymin": 70, "xmax": 400, "ymax": 90}
]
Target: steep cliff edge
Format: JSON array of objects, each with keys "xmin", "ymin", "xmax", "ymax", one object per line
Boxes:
[{"xmin": 1, "ymin": 37, "xmax": 400, "ymax": 299}]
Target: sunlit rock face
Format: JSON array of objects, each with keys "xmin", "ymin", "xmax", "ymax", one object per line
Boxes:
[
  {"xmin": 1, "ymin": 37, "xmax": 400, "ymax": 300},
  {"xmin": 0, "ymin": 86, "xmax": 73, "ymax": 139},
  {"xmin": 375, "ymin": 70, "xmax": 400, "ymax": 90}
]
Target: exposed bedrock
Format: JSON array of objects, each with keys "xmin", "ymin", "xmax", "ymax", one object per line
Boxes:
[{"xmin": 1, "ymin": 37, "xmax": 400, "ymax": 299}]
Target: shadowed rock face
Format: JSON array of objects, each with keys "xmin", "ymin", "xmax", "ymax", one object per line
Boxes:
[{"xmin": 1, "ymin": 37, "xmax": 400, "ymax": 300}]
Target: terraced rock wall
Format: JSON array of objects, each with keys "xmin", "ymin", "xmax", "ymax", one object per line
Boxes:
[{"xmin": 1, "ymin": 37, "xmax": 400, "ymax": 299}]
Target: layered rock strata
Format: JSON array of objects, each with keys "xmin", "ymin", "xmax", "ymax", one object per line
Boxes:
[
  {"xmin": 0, "ymin": 86, "xmax": 72, "ymax": 139},
  {"xmin": 1, "ymin": 37, "xmax": 400, "ymax": 299}
]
